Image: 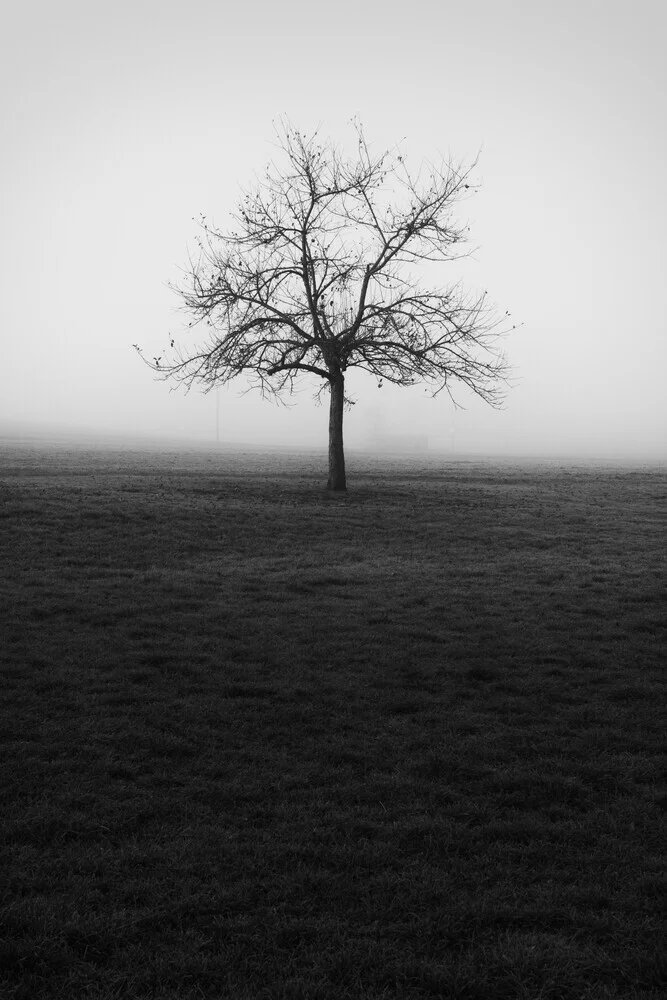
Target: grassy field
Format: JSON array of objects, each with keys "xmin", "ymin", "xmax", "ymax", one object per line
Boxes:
[{"xmin": 1, "ymin": 441, "xmax": 665, "ymax": 999}]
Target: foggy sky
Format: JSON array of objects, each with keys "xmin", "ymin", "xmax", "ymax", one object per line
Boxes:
[{"xmin": 2, "ymin": 0, "xmax": 666, "ymax": 459}]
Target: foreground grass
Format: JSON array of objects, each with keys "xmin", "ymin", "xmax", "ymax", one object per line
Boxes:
[{"xmin": 1, "ymin": 442, "xmax": 665, "ymax": 999}]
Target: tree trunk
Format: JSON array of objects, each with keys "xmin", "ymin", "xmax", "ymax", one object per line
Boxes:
[{"xmin": 327, "ymin": 373, "xmax": 346, "ymax": 491}]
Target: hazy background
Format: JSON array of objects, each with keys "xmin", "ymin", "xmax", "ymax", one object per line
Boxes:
[{"xmin": 2, "ymin": 0, "xmax": 665, "ymax": 459}]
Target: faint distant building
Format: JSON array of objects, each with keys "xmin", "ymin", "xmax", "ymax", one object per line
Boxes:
[{"xmin": 351, "ymin": 397, "xmax": 430, "ymax": 454}]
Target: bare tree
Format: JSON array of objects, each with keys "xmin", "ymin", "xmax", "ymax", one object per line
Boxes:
[{"xmin": 135, "ymin": 120, "xmax": 514, "ymax": 490}]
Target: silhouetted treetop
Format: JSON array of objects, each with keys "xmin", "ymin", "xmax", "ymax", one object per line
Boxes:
[{"xmin": 135, "ymin": 119, "xmax": 515, "ymax": 489}]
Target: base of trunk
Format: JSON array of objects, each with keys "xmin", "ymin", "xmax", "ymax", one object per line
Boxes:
[{"xmin": 328, "ymin": 373, "xmax": 347, "ymax": 491}]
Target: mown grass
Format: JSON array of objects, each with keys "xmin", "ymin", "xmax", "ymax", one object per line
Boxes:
[{"xmin": 1, "ymin": 442, "xmax": 665, "ymax": 999}]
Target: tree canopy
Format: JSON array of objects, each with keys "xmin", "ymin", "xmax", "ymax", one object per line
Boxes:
[{"xmin": 135, "ymin": 120, "xmax": 514, "ymax": 489}]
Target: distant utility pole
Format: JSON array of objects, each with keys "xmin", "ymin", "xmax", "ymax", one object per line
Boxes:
[{"xmin": 216, "ymin": 388, "xmax": 220, "ymax": 443}]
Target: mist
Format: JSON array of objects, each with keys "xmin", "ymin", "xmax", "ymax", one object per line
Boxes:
[{"xmin": 2, "ymin": 0, "xmax": 665, "ymax": 462}]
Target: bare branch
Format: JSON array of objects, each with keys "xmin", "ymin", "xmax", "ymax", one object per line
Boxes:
[{"xmin": 138, "ymin": 119, "xmax": 515, "ymax": 419}]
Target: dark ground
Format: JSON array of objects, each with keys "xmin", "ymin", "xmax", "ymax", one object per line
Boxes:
[{"xmin": 1, "ymin": 443, "xmax": 665, "ymax": 998}]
